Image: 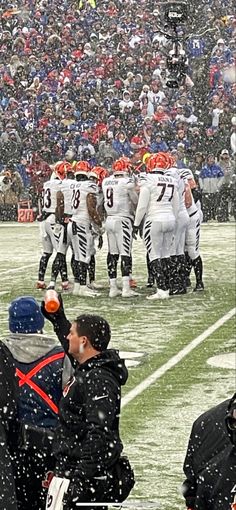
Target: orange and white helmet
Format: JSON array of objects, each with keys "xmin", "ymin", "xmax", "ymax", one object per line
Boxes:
[
  {"xmin": 146, "ymin": 152, "xmax": 170, "ymax": 172},
  {"xmin": 112, "ymin": 157, "xmax": 132, "ymax": 175},
  {"xmin": 74, "ymin": 160, "xmax": 91, "ymax": 177},
  {"xmin": 54, "ymin": 161, "xmax": 71, "ymax": 180},
  {"xmin": 89, "ymin": 166, "xmax": 109, "ymax": 186},
  {"xmin": 166, "ymin": 152, "xmax": 176, "ymax": 169}
]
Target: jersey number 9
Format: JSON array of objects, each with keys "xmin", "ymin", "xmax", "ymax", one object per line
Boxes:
[{"xmin": 106, "ymin": 188, "xmax": 114, "ymax": 208}]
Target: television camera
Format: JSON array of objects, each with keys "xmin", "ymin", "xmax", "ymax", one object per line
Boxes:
[{"xmin": 161, "ymin": 2, "xmax": 189, "ymax": 88}]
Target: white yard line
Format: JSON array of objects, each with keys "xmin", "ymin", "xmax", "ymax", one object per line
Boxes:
[
  {"xmin": 121, "ymin": 307, "xmax": 236, "ymax": 409},
  {"xmin": 0, "ymin": 263, "xmax": 38, "ymax": 277}
]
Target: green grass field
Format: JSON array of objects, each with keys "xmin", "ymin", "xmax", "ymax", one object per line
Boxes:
[{"xmin": 0, "ymin": 222, "xmax": 235, "ymax": 509}]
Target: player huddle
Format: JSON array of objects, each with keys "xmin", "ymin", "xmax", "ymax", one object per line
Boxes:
[{"xmin": 36, "ymin": 152, "xmax": 204, "ymax": 299}]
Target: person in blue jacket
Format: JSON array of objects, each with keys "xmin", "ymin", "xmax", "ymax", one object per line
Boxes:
[
  {"xmin": 2, "ymin": 296, "xmax": 72, "ymax": 510},
  {"xmin": 149, "ymin": 132, "xmax": 169, "ymax": 153},
  {"xmin": 199, "ymin": 154, "xmax": 224, "ymax": 221},
  {"xmin": 112, "ymin": 131, "xmax": 133, "ymax": 157}
]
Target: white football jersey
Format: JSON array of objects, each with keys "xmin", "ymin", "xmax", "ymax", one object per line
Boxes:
[
  {"xmin": 102, "ymin": 175, "xmax": 136, "ymax": 219},
  {"xmin": 42, "ymin": 179, "xmax": 62, "ymax": 213},
  {"xmin": 138, "ymin": 172, "xmax": 178, "ymax": 219},
  {"xmin": 166, "ymin": 167, "xmax": 186, "ymax": 213},
  {"xmin": 60, "ymin": 178, "xmax": 76, "ymax": 215},
  {"xmin": 71, "ymin": 180, "xmax": 98, "ymax": 225}
]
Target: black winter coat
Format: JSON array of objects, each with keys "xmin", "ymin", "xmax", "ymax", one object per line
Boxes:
[
  {"xmin": 49, "ymin": 312, "xmax": 128, "ymax": 479},
  {"xmin": 0, "ymin": 341, "xmax": 18, "ymax": 510},
  {"xmin": 194, "ymin": 445, "xmax": 236, "ymax": 510},
  {"xmin": 183, "ymin": 398, "xmax": 233, "ymax": 508}
]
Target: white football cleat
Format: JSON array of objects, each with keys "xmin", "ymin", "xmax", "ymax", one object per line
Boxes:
[
  {"xmin": 122, "ymin": 288, "xmax": 140, "ymax": 298},
  {"xmin": 109, "ymin": 287, "xmax": 122, "ymax": 298},
  {"xmin": 146, "ymin": 289, "xmax": 169, "ymax": 300},
  {"xmin": 88, "ymin": 281, "xmax": 104, "ymax": 290},
  {"xmin": 72, "ymin": 282, "xmax": 80, "ymax": 295},
  {"xmin": 47, "ymin": 281, "xmax": 55, "ymax": 290},
  {"xmin": 76, "ymin": 285, "xmax": 100, "ymax": 298}
]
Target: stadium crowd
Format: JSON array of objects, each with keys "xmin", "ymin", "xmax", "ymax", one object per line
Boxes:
[{"xmin": 0, "ymin": 0, "xmax": 235, "ymax": 224}]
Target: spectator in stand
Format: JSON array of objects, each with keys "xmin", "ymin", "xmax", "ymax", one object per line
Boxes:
[
  {"xmin": 216, "ymin": 149, "xmax": 235, "ymax": 222},
  {"xmin": 149, "ymin": 132, "xmax": 169, "ymax": 153},
  {"xmin": 26, "ymin": 152, "xmax": 51, "ymax": 209},
  {"xmin": 112, "ymin": 131, "xmax": 133, "ymax": 157},
  {"xmin": 199, "ymin": 153, "xmax": 224, "ymax": 222},
  {"xmin": 174, "ymin": 145, "xmax": 189, "ymax": 169},
  {"xmin": 119, "ymin": 90, "xmax": 134, "ymax": 113},
  {"xmin": 190, "ymin": 152, "xmax": 206, "ymax": 186},
  {"xmin": 231, "ymin": 116, "xmax": 236, "ymax": 155},
  {"xmin": 0, "ymin": 167, "xmax": 23, "ymax": 221},
  {"xmin": 0, "ymin": 0, "xmax": 234, "ymax": 225}
]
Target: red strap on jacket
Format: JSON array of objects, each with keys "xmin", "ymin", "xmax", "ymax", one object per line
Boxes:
[{"xmin": 16, "ymin": 352, "xmax": 65, "ymax": 415}]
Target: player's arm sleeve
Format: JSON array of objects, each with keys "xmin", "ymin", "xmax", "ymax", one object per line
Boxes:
[
  {"xmin": 55, "ymin": 190, "xmax": 64, "ymax": 221},
  {"xmin": 128, "ymin": 187, "xmax": 138, "ymax": 207},
  {"xmin": 87, "ymin": 193, "xmax": 102, "ymax": 227},
  {"xmin": 185, "ymin": 183, "xmax": 193, "ymax": 208},
  {"xmin": 134, "ymin": 186, "xmax": 150, "ymax": 227}
]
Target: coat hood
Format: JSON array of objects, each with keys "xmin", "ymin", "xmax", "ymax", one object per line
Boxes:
[
  {"xmin": 78, "ymin": 349, "xmax": 128, "ymax": 386},
  {"xmin": 1, "ymin": 333, "xmax": 61, "ymax": 363}
]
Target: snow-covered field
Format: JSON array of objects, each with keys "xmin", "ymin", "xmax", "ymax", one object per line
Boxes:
[{"xmin": 0, "ymin": 221, "xmax": 235, "ymax": 509}]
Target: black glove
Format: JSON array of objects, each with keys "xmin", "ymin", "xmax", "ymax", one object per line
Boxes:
[
  {"xmin": 98, "ymin": 235, "xmax": 103, "ymax": 250},
  {"xmin": 132, "ymin": 225, "xmax": 139, "ymax": 240},
  {"xmin": 41, "ymin": 293, "xmax": 66, "ymax": 325},
  {"xmin": 41, "ymin": 294, "xmax": 71, "ymax": 355}
]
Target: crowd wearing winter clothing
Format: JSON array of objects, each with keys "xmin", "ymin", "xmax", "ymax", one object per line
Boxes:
[{"xmin": 0, "ymin": 0, "xmax": 235, "ymax": 222}]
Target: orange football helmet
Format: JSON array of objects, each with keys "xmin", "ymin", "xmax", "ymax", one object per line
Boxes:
[
  {"xmin": 89, "ymin": 166, "xmax": 109, "ymax": 186},
  {"xmin": 54, "ymin": 161, "xmax": 72, "ymax": 180},
  {"xmin": 75, "ymin": 160, "xmax": 91, "ymax": 176},
  {"xmin": 112, "ymin": 157, "xmax": 132, "ymax": 174},
  {"xmin": 146, "ymin": 152, "xmax": 170, "ymax": 172}
]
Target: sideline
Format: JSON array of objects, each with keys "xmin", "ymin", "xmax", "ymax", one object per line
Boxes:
[{"xmin": 121, "ymin": 307, "xmax": 236, "ymax": 409}]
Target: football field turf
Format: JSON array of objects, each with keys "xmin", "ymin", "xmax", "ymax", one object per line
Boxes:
[{"xmin": 0, "ymin": 222, "xmax": 235, "ymax": 509}]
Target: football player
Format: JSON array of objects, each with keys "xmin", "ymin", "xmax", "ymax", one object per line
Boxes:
[
  {"xmin": 179, "ymin": 168, "xmax": 204, "ymax": 292},
  {"xmin": 133, "ymin": 152, "xmax": 179, "ymax": 300},
  {"xmin": 102, "ymin": 157, "xmax": 139, "ymax": 298},
  {"xmin": 36, "ymin": 163, "xmax": 66, "ymax": 289},
  {"xmin": 47, "ymin": 161, "xmax": 76, "ymax": 291},
  {"xmin": 166, "ymin": 155, "xmax": 190, "ymax": 295},
  {"xmin": 67, "ymin": 162, "xmax": 103, "ymax": 297},
  {"xmin": 88, "ymin": 166, "xmax": 109, "ymax": 290}
]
